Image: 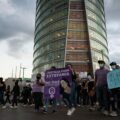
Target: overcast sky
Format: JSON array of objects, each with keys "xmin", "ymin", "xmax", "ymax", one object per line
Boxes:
[{"xmin": 0, "ymin": 0, "xmax": 120, "ymax": 78}]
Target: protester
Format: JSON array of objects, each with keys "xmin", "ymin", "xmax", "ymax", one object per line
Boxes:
[
  {"xmin": 108, "ymin": 62, "xmax": 119, "ymax": 116},
  {"xmin": 11, "ymin": 81, "xmax": 20, "ymax": 108},
  {"xmin": 32, "ymin": 73, "xmax": 45, "ymax": 112},
  {"xmin": 27, "ymin": 84, "xmax": 32, "ymax": 105},
  {"xmin": 22, "ymin": 85, "xmax": 29, "ymax": 106},
  {"xmin": 87, "ymin": 73, "xmax": 96, "ymax": 111},
  {"xmin": 0, "ymin": 77, "xmax": 6, "ymax": 109},
  {"xmin": 76, "ymin": 74, "xmax": 82, "ymax": 107},
  {"xmin": 95, "ymin": 60, "xmax": 110, "ymax": 115},
  {"xmin": 44, "ymin": 66, "xmax": 57, "ymax": 113},
  {"xmin": 60, "ymin": 78, "xmax": 74, "ymax": 115},
  {"xmin": 81, "ymin": 79, "xmax": 89, "ymax": 105},
  {"xmin": 4, "ymin": 85, "xmax": 12, "ymax": 108},
  {"xmin": 65, "ymin": 64, "xmax": 77, "ymax": 113}
]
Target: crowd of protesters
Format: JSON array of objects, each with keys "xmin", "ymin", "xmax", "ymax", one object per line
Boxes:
[{"xmin": 0, "ymin": 61, "xmax": 120, "ymax": 117}]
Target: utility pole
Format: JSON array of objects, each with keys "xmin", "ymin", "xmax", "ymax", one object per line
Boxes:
[
  {"xmin": 19, "ymin": 64, "xmax": 22, "ymax": 78},
  {"xmin": 21, "ymin": 67, "xmax": 27, "ymax": 81},
  {"xmin": 15, "ymin": 66, "xmax": 17, "ymax": 78},
  {"xmin": 11, "ymin": 69, "xmax": 13, "ymax": 78}
]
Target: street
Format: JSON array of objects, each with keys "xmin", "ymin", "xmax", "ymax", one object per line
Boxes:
[{"xmin": 0, "ymin": 106, "xmax": 120, "ymax": 120}]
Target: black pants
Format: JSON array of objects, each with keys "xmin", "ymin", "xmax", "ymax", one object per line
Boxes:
[
  {"xmin": 5, "ymin": 96, "xmax": 11, "ymax": 104},
  {"xmin": 12, "ymin": 95, "xmax": 18, "ymax": 106},
  {"xmin": 33, "ymin": 92, "xmax": 43, "ymax": 110},
  {"xmin": 82, "ymin": 89, "xmax": 89, "ymax": 105},
  {"xmin": 0, "ymin": 92, "xmax": 5, "ymax": 105},
  {"xmin": 23, "ymin": 96, "xmax": 28, "ymax": 105},
  {"xmin": 109, "ymin": 89, "xmax": 120, "ymax": 111},
  {"xmin": 77, "ymin": 86, "xmax": 81, "ymax": 105},
  {"xmin": 63, "ymin": 93, "xmax": 72, "ymax": 109}
]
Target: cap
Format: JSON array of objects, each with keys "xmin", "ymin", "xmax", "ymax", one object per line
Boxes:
[
  {"xmin": 98, "ymin": 60, "xmax": 105, "ymax": 64},
  {"xmin": 110, "ymin": 62, "xmax": 117, "ymax": 66}
]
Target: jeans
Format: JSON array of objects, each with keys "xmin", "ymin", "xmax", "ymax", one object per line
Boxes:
[
  {"xmin": 44, "ymin": 98, "xmax": 57, "ymax": 111},
  {"xmin": 70, "ymin": 81, "xmax": 77, "ymax": 107},
  {"xmin": 63, "ymin": 93, "xmax": 72, "ymax": 109},
  {"xmin": 96, "ymin": 85, "xmax": 109, "ymax": 111}
]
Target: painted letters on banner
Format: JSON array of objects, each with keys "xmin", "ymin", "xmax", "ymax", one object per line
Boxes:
[{"xmin": 44, "ymin": 68, "xmax": 72, "ymax": 99}]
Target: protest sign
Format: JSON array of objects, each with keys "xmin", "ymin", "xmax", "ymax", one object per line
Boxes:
[{"xmin": 107, "ymin": 69, "xmax": 120, "ymax": 89}]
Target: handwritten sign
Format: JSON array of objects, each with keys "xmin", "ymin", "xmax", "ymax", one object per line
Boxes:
[{"xmin": 107, "ymin": 69, "xmax": 120, "ymax": 89}]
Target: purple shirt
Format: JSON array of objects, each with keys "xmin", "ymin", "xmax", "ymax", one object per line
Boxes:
[
  {"xmin": 95, "ymin": 68, "xmax": 109, "ymax": 87},
  {"xmin": 32, "ymin": 79, "xmax": 44, "ymax": 93}
]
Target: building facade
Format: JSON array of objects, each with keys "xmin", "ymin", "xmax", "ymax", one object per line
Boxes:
[{"xmin": 33, "ymin": 0, "xmax": 109, "ymax": 74}]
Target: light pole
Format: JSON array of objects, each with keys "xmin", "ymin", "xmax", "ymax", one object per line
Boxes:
[{"xmin": 21, "ymin": 67, "xmax": 27, "ymax": 80}]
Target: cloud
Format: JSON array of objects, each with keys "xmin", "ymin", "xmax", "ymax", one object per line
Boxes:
[
  {"xmin": 105, "ymin": 0, "xmax": 120, "ymax": 64},
  {"xmin": 0, "ymin": 0, "xmax": 35, "ymax": 40},
  {"xmin": 0, "ymin": 0, "xmax": 35, "ymax": 59},
  {"xmin": 6, "ymin": 33, "xmax": 33, "ymax": 59},
  {"xmin": 0, "ymin": 0, "xmax": 16, "ymax": 15}
]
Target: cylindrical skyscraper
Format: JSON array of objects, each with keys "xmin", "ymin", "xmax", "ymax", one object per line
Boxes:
[{"xmin": 33, "ymin": 0, "xmax": 109, "ymax": 74}]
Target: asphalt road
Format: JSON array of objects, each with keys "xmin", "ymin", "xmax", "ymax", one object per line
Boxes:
[{"xmin": 0, "ymin": 105, "xmax": 120, "ymax": 120}]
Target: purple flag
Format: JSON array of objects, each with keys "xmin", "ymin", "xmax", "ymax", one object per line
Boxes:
[{"xmin": 44, "ymin": 68, "xmax": 72, "ymax": 99}]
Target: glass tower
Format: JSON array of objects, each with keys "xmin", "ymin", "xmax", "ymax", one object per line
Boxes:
[{"xmin": 33, "ymin": 0, "xmax": 109, "ymax": 74}]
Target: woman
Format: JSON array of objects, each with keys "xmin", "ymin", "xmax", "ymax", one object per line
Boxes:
[
  {"xmin": 32, "ymin": 73, "xmax": 45, "ymax": 112},
  {"xmin": 12, "ymin": 81, "xmax": 20, "ymax": 108},
  {"xmin": 60, "ymin": 78, "xmax": 75, "ymax": 116}
]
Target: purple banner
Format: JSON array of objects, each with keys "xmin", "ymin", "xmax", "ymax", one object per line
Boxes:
[{"xmin": 44, "ymin": 68, "xmax": 72, "ymax": 99}]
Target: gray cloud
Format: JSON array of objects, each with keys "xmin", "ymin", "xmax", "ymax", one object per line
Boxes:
[
  {"xmin": 0, "ymin": 15, "xmax": 34, "ymax": 40},
  {"xmin": 105, "ymin": 0, "xmax": 120, "ymax": 64},
  {"xmin": 0, "ymin": 0, "xmax": 36, "ymax": 59},
  {"xmin": 0, "ymin": 0, "xmax": 120, "ymax": 64},
  {"xmin": 11, "ymin": 0, "xmax": 35, "ymax": 11},
  {"xmin": 6, "ymin": 34, "xmax": 33, "ymax": 59},
  {"xmin": 109, "ymin": 52, "xmax": 120, "ymax": 64}
]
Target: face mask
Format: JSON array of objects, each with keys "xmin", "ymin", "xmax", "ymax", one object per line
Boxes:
[
  {"xmin": 88, "ymin": 75, "xmax": 92, "ymax": 80},
  {"xmin": 99, "ymin": 64, "xmax": 104, "ymax": 68},
  {"xmin": 111, "ymin": 65, "xmax": 116, "ymax": 70},
  {"xmin": 37, "ymin": 77, "xmax": 40, "ymax": 79}
]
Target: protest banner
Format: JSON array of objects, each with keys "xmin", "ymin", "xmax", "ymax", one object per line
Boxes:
[{"xmin": 44, "ymin": 68, "xmax": 72, "ymax": 99}]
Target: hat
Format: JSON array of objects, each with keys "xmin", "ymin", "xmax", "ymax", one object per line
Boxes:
[
  {"xmin": 110, "ymin": 62, "xmax": 117, "ymax": 66},
  {"xmin": 98, "ymin": 60, "xmax": 105, "ymax": 64}
]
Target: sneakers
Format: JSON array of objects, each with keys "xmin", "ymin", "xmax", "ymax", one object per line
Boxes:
[
  {"xmin": 109, "ymin": 111, "xmax": 118, "ymax": 117},
  {"xmin": 10, "ymin": 106, "xmax": 14, "ymax": 109},
  {"xmin": 2, "ymin": 106, "xmax": 7, "ymax": 109},
  {"xmin": 43, "ymin": 110, "xmax": 47, "ymax": 114},
  {"xmin": 67, "ymin": 109, "xmax": 72, "ymax": 116},
  {"xmin": 77, "ymin": 104, "xmax": 81, "ymax": 107},
  {"xmin": 23, "ymin": 104, "xmax": 27, "ymax": 107},
  {"xmin": 102, "ymin": 110, "xmax": 109, "ymax": 116},
  {"xmin": 89, "ymin": 107, "xmax": 95, "ymax": 111},
  {"xmin": 71, "ymin": 107, "xmax": 76, "ymax": 113},
  {"xmin": 67, "ymin": 107, "xmax": 76, "ymax": 116}
]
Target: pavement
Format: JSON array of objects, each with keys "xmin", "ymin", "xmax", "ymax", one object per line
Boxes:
[{"xmin": 0, "ymin": 105, "xmax": 120, "ymax": 120}]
